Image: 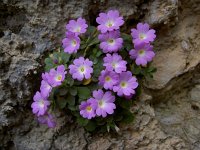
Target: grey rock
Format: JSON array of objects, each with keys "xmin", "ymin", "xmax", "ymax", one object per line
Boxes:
[{"xmin": 0, "ymin": 0, "xmax": 200, "ymax": 150}]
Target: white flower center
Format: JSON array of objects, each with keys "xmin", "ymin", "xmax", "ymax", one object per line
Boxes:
[
  {"xmin": 105, "ymin": 76, "xmax": 111, "ymax": 82},
  {"xmin": 78, "ymin": 66, "xmax": 86, "ymax": 74},
  {"xmin": 112, "ymin": 62, "xmax": 118, "ymax": 68},
  {"xmin": 75, "ymin": 26, "xmax": 81, "ymax": 33},
  {"xmin": 120, "ymin": 81, "xmax": 127, "ymax": 88},
  {"xmin": 56, "ymin": 74, "xmax": 62, "ymax": 81},
  {"xmin": 138, "ymin": 49, "xmax": 145, "ymax": 57},
  {"xmin": 139, "ymin": 33, "xmax": 146, "ymax": 40},
  {"xmin": 86, "ymin": 106, "xmax": 92, "ymax": 112},
  {"xmin": 98, "ymin": 100, "xmax": 105, "ymax": 108},
  {"xmin": 107, "ymin": 39, "xmax": 115, "ymax": 45},
  {"xmin": 39, "ymin": 100, "xmax": 45, "ymax": 108},
  {"xmin": 106, "ymin": 20, "xmax": 114, "ymax": 27},
  {"xmin": 71, "ymin": 40, "xmax": 77, "ymax": 47}
]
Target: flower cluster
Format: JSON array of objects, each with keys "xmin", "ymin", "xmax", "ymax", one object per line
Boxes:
[
  {"xmin": 31, "ymin": 65, "xmax": 66, "ymax": 127},
  {"xmin": 78, "ymin": 10, "xmax": 139, "ymax": 120},
  {"xmin": 97, "ymin": 10, "xmax": 124, "ymax": 53},
  {"xmin": 80, "ymin": 90, "xmax": 116, "ymax": 119},
  {"xmin": 96, "ymin": 10, "xmax": 138, "ymax": 98},
  {"xmin": 129, "ymin": 23, "xmax": 156, "ymax": 66},
  {"xmin": 32, "ymin": 9, "xmax": 157, "ymax": 132},
  {"xmin": 62, "ymin": 18, "xmax": 88, "ymax": 54}
]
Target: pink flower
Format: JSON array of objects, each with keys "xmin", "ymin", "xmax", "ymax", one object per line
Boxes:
[
  {"xmin": 103, "ymin": 53, "xmax": 127, "ymax": 73},
  {"xmin": 40, "ymin": 72, "xmax": 52, "ymax": 98},
  {"xmin": 131, "ymin": 23, "xmax": 156, "ymax": 45},
  {"xmin": 93, "ymin": 89, "xmax": 116, "ymax": 118},
  {"xmin": 31, "ymin": 91, "xmax": 50, "ymax": 116},
  {"xmin": 46, "ymin": 65, "xmax": 67, "ymax": 87},
  {"xmin": 98, "ymin": 30, "xmax": 123, "ymax": 53},
  {"xmin": 129, "ymin": 43, "xmax": 155, "ymax": 66},
  {"xmin": 79, "ymin": 98, "xmax": 97, "ymax": 119},
  {"xmin": 113, "ymin": 71, "xmax": 138, "ymax": 96},
  {"xmin": 62, "ymin": 32, "xmax": 80, "ymax": 54},
  {"xmin": 98, "ymin": 70, "xmax": 119, "ymax": 90},
  {"xmin": 96, "ymin": 10, "xmax": 124, "ymax": 33},
  {"xmin": 40, "ymin": 80, "xmax": 52, "ymax": 98},
  {"xmin": 66, "ymin": 17, "xmax": 88, "ymax": 35},
  {"xmin": 69, "ymin": 57, "xmax": 93, "ymax": 81}
]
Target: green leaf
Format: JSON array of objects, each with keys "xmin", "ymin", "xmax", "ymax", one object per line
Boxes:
[
  {"xmin": 119, "ymin": 49, "xmax": 128, "ymax": 59},
  {"xmin": 77, "ymin": 87, "xmax": 91, "ymax": 99},
  {"xmin": 121, "ymin": 33, "xmax": 132, "ymax": 42},
  {"xmin": 68, "ymin": 105, "xmax": 77, "ymax": 111},
  {"xmin": 56, "ymin": 97, "xmax": 67, "ymax": 109},
  {"xmin": 59, "ymin": 87, "xmax": 68, "ymax": 96},
  {"xmin": 85, "ymin": 121, "xmax": 96, "ymax": 132},
  {"xmin": 106, "ymin": 116, "xmax": 113, "ymax": 123},
  {"xmin": 88, "ymin": 37, "xmax": 99, "ymax": 46},
  {"xmin": 86, "ymin": 26, "xmax": 96, "ymax": 36},
  {"xmin": 114, "ymin": 114, "xmax": 123, "ymax": 122},
  {"xmin": 121, "ymin": 110, "xmax": 134, "ymax": 124},
  {"xmin": 69, "ymin": 87, "xmax": 77, "ymax": 96},
  {"xmin": 66, "ymin": 94, "xmax": 75, "ymax": 106},
  {"xmin": 66, "ymin": 74, "xmax": 74, "ymax": 86},
  {"xmin": 95, "ymin": 117, "xmax": 106, "ymax": 125},
  {"xmin": 96, "ymin": 50, "xmax": 102, "ymax": 57},
  {"xmin": 121, "ymin": 33, "xmax": 133, "ymax": 51},
  {"xmin": 93, "ymin": 57, "xmax": 104, "ymax": 78},
  {"xmin": 60, "ymin": 52, "xmax": 71, "ymax": 64},
  {"xmin": 117, "ymin": 99, "xmax": 132, "ymax": 109},
  {"xmin": 44, "ymin": 57, "xmax": 52, "ymax": 65},
  {"xmin": 45, "ymin": 65, "xmax": 53, "ymax": 72},
  {"xmin": 44, "ymin": 58, "xmax": 54, "ymax": 71},
  {"xmin": 80, "ymin": 43, "xmax": 87, "ymax": 49},
  {"xmin": 148, "ymin": 67, "xmax": 157, "ymax": 73},
  {"xmin": 77, "ymin": 117, "xmax": 89, "ymax": 126},
  {"xmin": 133, "ymin": 66, "xmax": 141, "ymax": 75},
  {"xmin": 135, "ymin": 85, "xmax": 141, "ymax": 96},
  {"xmin": 93, "ymin": 57, "xmax": 98, "ymax": 64},
  {"xmin": 92, "ymin": 48, "xmax": 98, "ymax": 55}
]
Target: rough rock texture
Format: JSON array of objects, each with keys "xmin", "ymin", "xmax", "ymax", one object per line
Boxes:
[{"xmin": 0, "ymin": 0, "xmax": 200, "ymax": 149}]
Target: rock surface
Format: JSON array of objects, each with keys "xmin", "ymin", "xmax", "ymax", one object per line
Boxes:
[{"xmin": 0, "ymin": 0, "xmax": 200, "ymax": 149}]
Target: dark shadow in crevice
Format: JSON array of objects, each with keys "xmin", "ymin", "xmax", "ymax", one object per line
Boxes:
[{"xmin": 0, "ymin": 3, "xmax": 28, "ymax": 35}]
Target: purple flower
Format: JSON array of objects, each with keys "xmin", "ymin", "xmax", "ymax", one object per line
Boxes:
[
  {"xmin": 96, "ymin": 10, "xmax": 124, "ymax": 33},
  {"xmin": 98, "ymin": 70, "xmax": 119, "ymax": 90},
  {"xmin": 40, "ymin": 72, "xmax": 52, "ymax": 98},
  {"xmin": 129, "ymin": 43, "xmax": 155, "ymax": 66},
  {"xmin": 103, "ymin": 53, "xmax": 127, "ymax": 73},
  {"xmin": 38, "ymin": 113, "xmax": 56, "ymax": 128},
  {"xmin": 69, "ymin": 57, "xmax": 93, "ymax": 81},
  {"xmin": 131, "ymin": 23, "xmax": 156, "ymax": 45},
  {"xmin": 66, "ymin": 18, "xmax": 88, "ymax": 35},
  {"xmin": 93, "ymin": 89, "xmax": 116, "ymax": 118},
  {"xmin": 42, "ymin": 72, "xmax": 49, "ymax": 81},
  {"xmin": 31, "ymin": 91, "xmax": 50, "ymax": 116},
  {"xmin": 98, "ymin": 30, "xmax": 123, "ymax": 53},
  {"xmin": 62, "ymin": 32, "xmax": 80, "ymax": 54},
  {"xmin": 46, "ymin": 65, "xmax": 67, "ymax": 87},
  {"xmin": 40, "ymin": 80, "xmax": 52, "ymax": 98},
  {"xmin": 113, "ymin": 71, "xmax": 138, "ymax": 96},
  {"xmin": 79, "ymin": 98, "xmax": 97, "ymax": 119}
]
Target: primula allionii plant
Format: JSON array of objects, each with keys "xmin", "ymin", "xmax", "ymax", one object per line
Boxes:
[{"xmin": 32, "ymin": 10, "xmax": 157, "ymax": 132}]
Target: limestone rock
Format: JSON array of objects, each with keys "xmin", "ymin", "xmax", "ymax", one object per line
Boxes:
[{"xmin": 0, "ymin": 0, "xmax": 200, "ymax": 149}]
